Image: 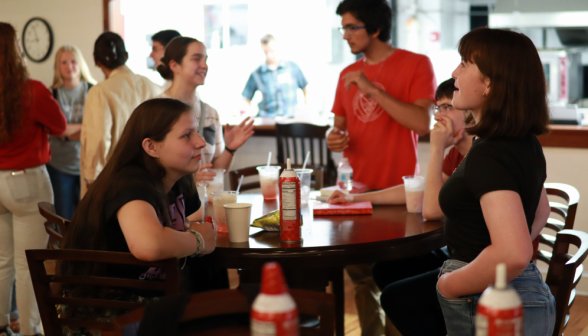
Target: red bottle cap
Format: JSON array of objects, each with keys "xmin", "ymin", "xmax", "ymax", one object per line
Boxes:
[{"xmin": 261, "ymin": 262, "xmax": 288, "ymax": 295}]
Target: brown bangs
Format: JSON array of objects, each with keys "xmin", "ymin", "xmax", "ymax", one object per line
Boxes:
[{"xmin": 457, "ymin": 28, "xmax": 549, "ymax": 139}]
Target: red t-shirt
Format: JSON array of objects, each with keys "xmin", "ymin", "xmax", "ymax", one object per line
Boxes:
[
  {"xmin": 332, "ymin": 49, "xmax": 436, "ymax": 190},
  {"xmin": 0, "ymin": 80, "xmax": 67, "ymax": 170},
  {"xmin": 442, "ymin": 147, "xmax": 465, "ymax": 177}
]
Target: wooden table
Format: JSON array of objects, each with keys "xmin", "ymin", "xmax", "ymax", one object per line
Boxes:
[{"xmin": 206, "ymin": 193, "xmax": 445, "ymax": 336}]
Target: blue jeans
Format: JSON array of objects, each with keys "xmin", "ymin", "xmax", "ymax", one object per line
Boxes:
[
  {"xmin": 437, "ymin": 259, "xmax": 556, "ymax": 336},
  {"xmin": 46, "ymin": 165, "xmax": 80, "ymax": 220}
]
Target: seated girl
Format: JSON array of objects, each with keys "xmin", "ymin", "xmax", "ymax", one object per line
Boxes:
[{"xmin": 60, "ymin": 98, "xmax": 217, "ymax": 335}]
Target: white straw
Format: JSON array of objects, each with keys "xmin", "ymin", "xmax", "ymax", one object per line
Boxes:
[
  {"xmin": 236, "ymin": 175, "xmax": 244, "ymax": 194},
  {"xmin": 302, "ymin": 151, "xmax": 310, "ymax": 170},
  {"xmin": 267, "ymin": 152, "xmax": 272, "ymax": 166},
  {"xmin": 414, "ymin": 160, "xmax": 419, "ymax": 177}
]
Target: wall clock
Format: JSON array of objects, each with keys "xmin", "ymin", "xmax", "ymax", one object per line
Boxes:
[{"xmin": 22, "ymin": 17, "xmax": 54, "ymax": 63}]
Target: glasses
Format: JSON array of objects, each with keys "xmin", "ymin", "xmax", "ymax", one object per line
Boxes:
[
  {"xmin": 435, "ymin": 104, "xmax": 453, "ymax": 113},
  {"xmin": 338, "ymin": 25, "xmax": 366, "ymax": 35}
]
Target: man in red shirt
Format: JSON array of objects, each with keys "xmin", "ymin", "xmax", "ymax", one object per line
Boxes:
[{"xmin": 328, "ymin": 0, "xmax": 437, "ymax": 191}]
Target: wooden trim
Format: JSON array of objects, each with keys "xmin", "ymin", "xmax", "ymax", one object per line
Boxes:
[
  {"xmin": 103, "ymin": 0, "xmax": 112, "ymax": 31},
  {"xmin": 537, "ymin": 125, "xmax": 588, "ymax": 149}
]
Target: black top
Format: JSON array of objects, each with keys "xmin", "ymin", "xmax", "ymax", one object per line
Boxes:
[
  {"xmin": 103, "ymin": 168, "xmax": 201, "ymax": 279},
  {"xmin": 439, "ymin": 135, "xmax": 546, "ymax": 262}
]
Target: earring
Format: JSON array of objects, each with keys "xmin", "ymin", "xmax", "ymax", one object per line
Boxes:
[{"xmin": 483, "ymin": 92, "xmax": 487, "ymax": 97}]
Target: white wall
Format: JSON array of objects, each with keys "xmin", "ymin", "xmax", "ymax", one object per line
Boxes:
[{"xmin": 0, "ymin": 0, "xmax": 104, "ymax": 87}]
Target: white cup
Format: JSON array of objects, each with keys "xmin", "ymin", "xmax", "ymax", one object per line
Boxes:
[
  {"xmin": 403, "ymin": 175, "xmax": 426, "ymax": 213},
  {"xmin": 224, "ymin": 203, "xmax": 252, "ymax": 243}
]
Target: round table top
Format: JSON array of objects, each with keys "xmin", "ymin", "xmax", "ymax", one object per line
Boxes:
[{"xmin": 207, "ymin": 193, "xmax": 446, "ymax": 269}]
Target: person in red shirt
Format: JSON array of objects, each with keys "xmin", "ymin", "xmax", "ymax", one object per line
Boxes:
[
  {"xmin": 328, "ymin": 79, "xmax": 474, "ymax": 221},
  {"xmin": 327, "ymin": 0, "xmax": 436, "ymax": 192},
  {"xmin": 0, "ymin": 23, "xmax": 67, "ymax": 336}
]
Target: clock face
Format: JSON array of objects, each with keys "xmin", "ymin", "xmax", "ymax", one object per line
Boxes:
[{"xmin": 22, "ymin": 18, "xmax": 53, "ymax": 63}]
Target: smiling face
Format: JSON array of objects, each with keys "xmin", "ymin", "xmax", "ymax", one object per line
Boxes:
[
  {"xmin": 451, "ymin": 60, "xmax": 490, "ymax": 118},
  {"xmin": 150, "ymin": 41, "xmax": 165, "ymax": 69},
  {"xmin": 435, "ymin": 97, "xmax": 466, "ymax": 137},
  {"xmin": 59, "ymin": 50, "xmax": 80, "ymax": 81},
  {"xmin": 171, "ymin": 41, "xmax": 208, "ymax": 87},
  {"xmin": 152, "ymin": 111, "xmax": 207, "ymax": 178},
  {"xmin": 341, "ymin": 12, "xmax": 375, "ymax": 55}
]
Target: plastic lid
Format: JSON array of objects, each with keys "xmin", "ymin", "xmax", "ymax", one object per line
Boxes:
[
  {"xmin": 341, "ymin": 158, "xmax": 348, "ymax": 163},
  {"xmin": 261, "ymin": 262, "xmax": 288, "ymax": 295},
  {"xmin": 495, "ymin": 263, "xmax": 507, "ymax": 289}
]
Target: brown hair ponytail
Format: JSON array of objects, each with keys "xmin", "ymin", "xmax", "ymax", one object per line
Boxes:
[{"xmin": 157, "ymin": 36, "xmax": 200, "ymax": 80}]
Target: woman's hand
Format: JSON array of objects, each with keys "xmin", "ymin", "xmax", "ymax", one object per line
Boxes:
[
  {"xmin": 328, "ymin": 190, "xmax": 354, "ymax": 204},
  {"xmin": 223, "ymin": 117, "xmax": 255, "ymax": 150},
  {"xmin": 189, "ymin": 221, "xmax": 216, "ymax": 255},
  {"xmin": 437, "ymin": 272, "xmax": 458, "ymax": 299},
  {"xmin": 195, "ymin": 163, "xmax": 215, "ymax": 182}
]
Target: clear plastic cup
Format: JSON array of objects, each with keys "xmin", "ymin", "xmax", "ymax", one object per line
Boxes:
[
  {"xmin": 224, "ymin": 203, "xmax": 252, "ymax": 243},
  {"xmin": 204, "ymin": 168, "xmax": 226, "ymax": 202},
  {"xmin": 256, "ymin": 166, "xmax": 281, "ymax": 200},
  {"xmin": 211, "ymin": 191, "xmax": 238, "ymax": 233},
  {"xmin": 294, "ymin": 169, "xmax": 313, "ymax": 204},
  {"xmin": 403, "ymin": 175, "xmax": 426, "ymax": 213},
  {"xmin": 195, "ymin": 182, "xmax": 207, "ymax": 222}
]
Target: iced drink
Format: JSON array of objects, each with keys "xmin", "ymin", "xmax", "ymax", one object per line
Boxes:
[
  {"xmin": 195, "ymin": 182, "xmax": 207, "ymax": 222},
  {"xmin": 403, "ymin": 175, "xmax": 426, "ymax": 213},
  {"xmin": 294, "ymin": 169, "xmax": 313, "ymax": 204},
  {"xmin": 204, "ymin": 168, "xmax": 226, "ymax": 202},
  {"xmin": 211, "ymin": 191, "xmax": 238, "ymax": 233},
  {"xmin": 256, "ymin": 166, "xmax": 280, "ymax": 200}
]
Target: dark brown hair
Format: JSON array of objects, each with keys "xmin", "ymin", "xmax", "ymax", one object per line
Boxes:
[
  {"xmin": 0, "ymin": 23, "xmax": 29, "ymax": 144},
  {"xmin": 157, "ymin": 36, "xmax": 200, "ymax": 80},
  {"xmin": 62, "ymin": 98, "xmax": 195, "ymax": 278},
  {"xmin": 93, "ymin": 32, "xmax": 127, "ymax": 70},
  {"xmin": 458, "ymin": 28, "xmax": 549, "ymax": 139},
  {"xmin": 435, "ymin": 78, "xmax": 455, "ymax": 101}
]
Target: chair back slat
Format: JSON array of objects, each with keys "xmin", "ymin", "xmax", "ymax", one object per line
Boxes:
[
  {"xmin": 545, "ymin": 230, "xmax": 588, "ymax": 336},
  {"xmin": 26, "ymin": 249, "xmax": 179, "ymax": 336},
  {"xmin": 38, "ymin": 202, "xmax": 70, "ymax": 249},
  {"xmin": 545, "ymin": 183, "xmax": 580, "ymax": 230}
]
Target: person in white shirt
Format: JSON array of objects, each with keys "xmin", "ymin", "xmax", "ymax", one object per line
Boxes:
[
  {"xmin": 156, "ymin": 36, "xmax": 254, "ymax": 183},
  {"xmin": 80, "ymin": 32, "xmax": 162, "ymax": 196}
]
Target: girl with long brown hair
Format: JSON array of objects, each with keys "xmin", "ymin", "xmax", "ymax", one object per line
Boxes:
[{"xmin": 0, "ymin": 22, "xmax": 67, "ymax": 336}]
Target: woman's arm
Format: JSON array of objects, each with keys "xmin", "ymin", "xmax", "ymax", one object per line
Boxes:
[
  {"xmin": 328, "ymin": 185, "xmax": 406, "ymax": 205},
  {"xmin": 530, "ymin": 187, "xmax": 549, "ymax": 240},
  {"xmin": 117, "ymin": 200, "xmax": 214, "ymax": 261},
  {"xmin": 437, "ymin": 190, "xmax": 533, "ymax": 298},
  {"xmin": 59, "ymin": 124, "xmax": 82, "ymax": 137}
]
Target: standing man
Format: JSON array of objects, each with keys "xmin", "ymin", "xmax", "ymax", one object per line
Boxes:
[
  {"xmin": 242, "ymin": 34, "xmax": 308, "ymax": 118},
  {"xmin": 328, "ymin": 0, "xmax": 436, "ymax": 335},
  {"xmin": 150, "ymin": 29, "xmax": 181, "ymax": 90}
]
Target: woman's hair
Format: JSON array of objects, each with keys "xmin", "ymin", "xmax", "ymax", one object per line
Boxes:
[
  {"xmin": 51, "ymin": 45, "xmax": 97, "ymax": 89},
  {"xmin": 336, "ymin": 0, "xmax": 392, "ymax": 42},
  {"xmin": 458, "ymin": 28, "xmax": 549, "ymax": 139},
  {"xmin": 157, "ymin": 36, "xmax": 200, "ymax": 80},
  {"xmin": 62, "ymin": 98, "xmax": 196, "ymax": 277},
  {"xmin": 0, "ymin": 23, "xmax": 29, "ymax": 144},
  {"xmin": 93, "ymin": 32, "xmax": 127, "ymax": 70}
]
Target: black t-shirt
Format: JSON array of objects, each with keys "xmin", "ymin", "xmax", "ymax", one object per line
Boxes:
[
  {"xmin": 103, "ymin": 168, "xmax": 201, "ymax": 279},
  {"xmin": 439, "ymin": 135, "xmax": 546, "ymax": 262}
]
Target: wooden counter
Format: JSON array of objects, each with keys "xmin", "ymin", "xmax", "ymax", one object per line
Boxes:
[{"xmin": 236, "ymin": 118, "xmax": 588, "ymax": 148}]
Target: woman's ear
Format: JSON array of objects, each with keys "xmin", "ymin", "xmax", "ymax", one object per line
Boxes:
[
  {"xmin": 483, "ymin": 77, "xmax": 491, "ymax": 96},
  {"xmin": 169, "ymin": 59, "xmax": 180, "ymax": 73},
  {"xmin": 142, "ymin": 138, "xmax": 159, "ymax": 158}
]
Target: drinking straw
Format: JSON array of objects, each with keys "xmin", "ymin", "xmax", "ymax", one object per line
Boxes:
[
  {"xmin": 414, "ymin": 160, "xmax": 419, "ymax": 177},
  {"xmin": 236, "ymin": 175, "xmax": 244, "ymax": 194},
  {"xmin": 267, "ymin": 152, "xmax": 272, "ymax": 166},
  {"xmin": 302, "ymin": 151, "xmax": 310, "ymax": 170}
]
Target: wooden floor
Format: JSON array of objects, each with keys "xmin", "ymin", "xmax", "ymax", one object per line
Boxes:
[{"xmin": 228, "ymin": 269, "xmax": 588, "ymax": 336}]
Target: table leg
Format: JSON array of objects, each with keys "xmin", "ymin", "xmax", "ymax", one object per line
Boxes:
[{"xmin": 330, "ymin": 268, "xmax": 345, "ymax": 336}]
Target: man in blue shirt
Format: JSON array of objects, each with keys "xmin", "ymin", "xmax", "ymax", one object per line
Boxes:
[{"xmin": 242, "ymin": 34, "xmax": 308, "ymax": 118}]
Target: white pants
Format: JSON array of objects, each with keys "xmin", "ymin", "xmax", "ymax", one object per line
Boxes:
[{"xmin": 0, "ymin": 165, "xmax": 52, "ymax": 335}]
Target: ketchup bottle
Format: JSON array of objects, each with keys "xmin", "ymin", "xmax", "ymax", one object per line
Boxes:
[
  {"xmin": 475, "ymin": 263, "xmax": 523, "ymax": 335},
  {"xmin": 251, "ymin": 262, "xmax": 299, "ymax": 336},
  {"xmin": 279, "ymin": 158, "xmax": 302, "ymax": 243}
]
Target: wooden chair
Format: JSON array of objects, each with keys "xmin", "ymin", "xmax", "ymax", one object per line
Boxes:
[
  {"xmin": 535, "ymin": 183, "xmax": 580, "ymax": 263},
  {"xmin": 113, "ymin": 288, "xmax": 335, "ymax": 336},
  {"xmin": 544, "ymin": 230, "xmax": 588, "ymax": 336},
  {"xmin": 38, "ymin": 202, "xmax": 70, "ymax": 250},
  {"xmin": 26, "ymin": 249, "xmax": 179, "ymax": 336},
  {"xmin": 275, "ymin": 122, "xmax": 337, "ymax": 185},
  {"xmin": 229, "ymin": 163, "xmax": 324, "ymax": 192}
]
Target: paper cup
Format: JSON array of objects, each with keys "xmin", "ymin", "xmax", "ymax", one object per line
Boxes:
[{"xmin": 224, "ymin": 203, "xmax": 252, "ymax": 243}]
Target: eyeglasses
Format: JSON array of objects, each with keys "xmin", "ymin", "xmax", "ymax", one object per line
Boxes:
[
  {"xmin": 338, "ymin": 25, "xmax": 366, "ymax": 35},
  {"xmin": 435, "ymin": 104, "xmax": 453, "ymax": 113}
]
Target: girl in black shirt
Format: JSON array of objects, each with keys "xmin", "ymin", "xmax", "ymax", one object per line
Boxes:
[{"xmin": 381, "ymin": 28, "xmax": 555, "ymax": 336}]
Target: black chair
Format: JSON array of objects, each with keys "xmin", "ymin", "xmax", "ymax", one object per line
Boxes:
[
  {"xmin": 275, "ymin": 122, "xmax": 337, "ymax": 185},
  {"xmin": 38, "ymin": 202, "xmax": 70, "ymax": 250}
]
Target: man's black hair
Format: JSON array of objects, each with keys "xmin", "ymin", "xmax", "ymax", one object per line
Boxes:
[
  {"xmin": 151, "ymin": 30, "xmax": 181, "ymax": 47},
  {"xmin": 336, "ymin": 0, "xmax": 392, "ymax": 42},
  {"xmin": 435, "ymin": 78, "xmax": 456, "ymax": 101}
]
